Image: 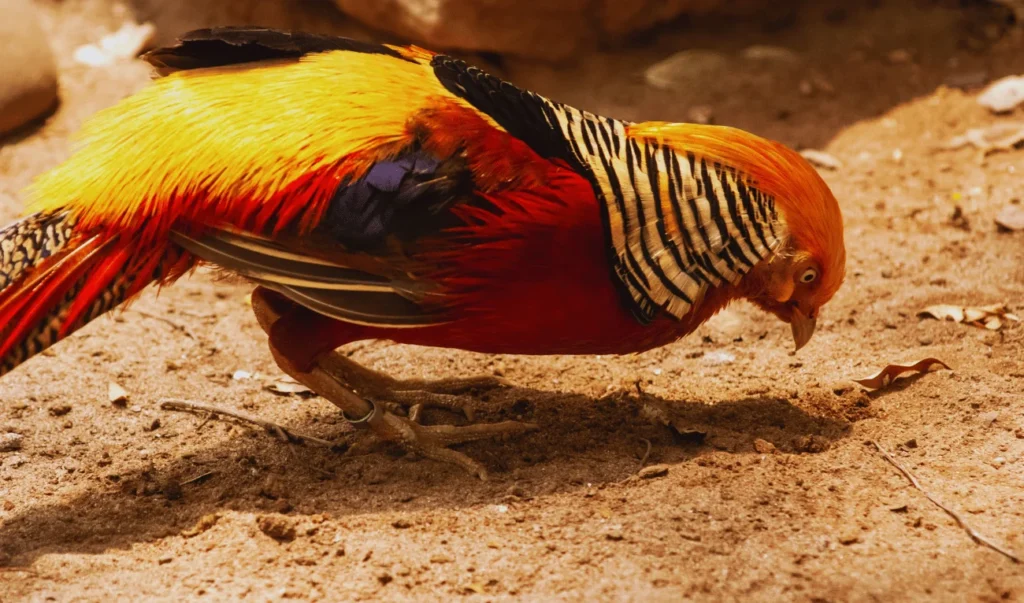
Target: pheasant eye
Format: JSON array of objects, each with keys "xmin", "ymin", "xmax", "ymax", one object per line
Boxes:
[{"xmin": 799, "ymin": 268, "xmax": 818, "ymax": 283}]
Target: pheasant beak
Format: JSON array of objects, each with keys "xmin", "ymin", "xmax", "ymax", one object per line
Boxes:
[{"xmin": 791, "ymin": 307, "xmax": 816, "ymax": 351}]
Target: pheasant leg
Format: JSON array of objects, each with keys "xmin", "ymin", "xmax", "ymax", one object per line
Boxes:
[{"xmin": 250, "ymin": 287, "xmax": 535, "ymax": 479}]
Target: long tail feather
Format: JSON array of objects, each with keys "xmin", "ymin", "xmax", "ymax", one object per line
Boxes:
[{"xmin": 0, "ymin": 213, "xmax": 188, "ymax": 377}]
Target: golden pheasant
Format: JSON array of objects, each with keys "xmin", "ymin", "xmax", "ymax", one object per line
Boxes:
[{"xmin": 0, "ymin": 28, "xmax": 845, "ymax": 478}]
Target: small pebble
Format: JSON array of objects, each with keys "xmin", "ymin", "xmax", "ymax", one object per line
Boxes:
[
  {"xmin": 978, "ymin": 411, "xmax": 999, "ymax": 426},
  {"xmin": 257, "ymin": 515, "xmax": 296, "ymax": 542},
  {"xmin": 430, "ymin": 554, "xmax": 453, "ymax": 564},
  {"xmin": 391, "ymin": 519, "xmax": 413, "ymax": 529},
  {"xmin": 49, "ymin": 404, "xmax": 71, "ymax": 417},
  {"xmin": 108, "ymin": 382, "xmax": 128, "ymax": 406},
  {"xmin": 638, "ymin": 464, "xmax": 669, "ymax": 479},
  {"xmin": 753, "ymin": 439, "xmax": 777, "ymax": 454},
  {"xmin": 0, "ymin": 432, "xmax": 24, "ymax": 452},
  {"xmin": 996, "ymin": 204, "xmax": 1024, "ymax": 232},
  {"xmin": 605, "ymin": 529, "xmax": 624, "ymax": 541},
  {"xmin": 978, "ymin": 75, "xmax": 1024, "ymax": 114},
  {"xmin": 645, "ymin": 50, "xmax": 729, "ymax": 90},
  {"xmin": 5, "ymin": 455, "xmax": 27, "ymax": 468}
]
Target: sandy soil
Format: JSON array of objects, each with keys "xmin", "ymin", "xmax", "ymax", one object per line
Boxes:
[{"xmin": 1, "ymin": 1, "xmax": 1023, "ymax": 601}]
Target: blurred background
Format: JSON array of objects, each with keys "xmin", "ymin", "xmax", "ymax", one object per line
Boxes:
[{"xmin": 3, "ymin": 0, "xmax": 1023, "ymax": 149}]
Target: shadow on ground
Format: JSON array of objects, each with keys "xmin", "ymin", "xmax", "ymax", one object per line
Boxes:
[{"xmin": 0, "ymin": 384, "xmax": 849, "ymax": 565}]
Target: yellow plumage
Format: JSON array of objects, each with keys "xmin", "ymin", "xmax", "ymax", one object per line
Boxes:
[{"xmin": 28, "ymin": 50, "xmax": 480, "ymax": 238}]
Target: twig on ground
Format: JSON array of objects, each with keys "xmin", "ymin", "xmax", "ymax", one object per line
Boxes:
[
  {"xmin": 196, "ymin": 410, "xmax": 215, "ymax": 431},
  {"xmin": 872, "ymin": 440, "xmax": 1020, "ymax": 564},
  {"xmin": 638, "ymin": 438, "xmax": 653, "ymax": 468},
  {"xmin": 130, "ymin": 309, "xmax": 198, "ymax": 340},
  {"xmin": 160, "ymin": 399, "xmax": 335, "ymax": 448},
  {"xmin": 179, "ymin": 471, "xmax": 216, "ymax": 487}
]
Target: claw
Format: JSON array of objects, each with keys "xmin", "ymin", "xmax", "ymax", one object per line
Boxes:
[
  {"xmin": 387, "ymin": 389, "xmax": 477, "ymax": 421},
  {"xmin": 397, "ymin": 374, "xmax": 511, "ymax": 395},
  {"xmin": 371, "ymin": 411, "xmax": 538, "ymax": 480}
]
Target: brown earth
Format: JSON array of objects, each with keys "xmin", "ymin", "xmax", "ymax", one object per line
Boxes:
[{"xmin": 1, "ymin": 1, "xmax": 1023, "ymax": 601}]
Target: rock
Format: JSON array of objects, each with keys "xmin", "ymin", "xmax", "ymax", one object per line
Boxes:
[
  {"xmin": 48, "ymin": 404, "xmax": 72, "ymax": 417},
  {"xmin": 332, "ymin": 0, "xmax": 781, "ymax": 60},
  {"xmin": 645, "ymin": 50, "xmax": 730, "ymax": 90},
  {"xmin": 257, "ymin": 514, "xmax": 296, "ymax": 541},
  {"xmin": 978, "ymin": 75, "xmax": 1024, "ymax": 113},
  {"xmin": 109, "ymin": 383, "xmax": 129, "ymax": 407},
  {"xmin": 799, "ymin": 149, "xmax": 843, "ymax": 171},
  {"xmin": 996, "ymin": 204, "xmax": 1024, "ymax": 232},
  {"xmin": 752, "ymin": 439, "xmax": 777, "ymax": 454},
  {"xmin": 0, "ymin": 433, "xmax": 24, "ymax": 452},
  {"xmin": 978, "ymin": 411, "xmax": 1000, "ymax": 426},
  {"xmin": 0, "ymin": 0, "xmax": 59, "ymax": 135}
]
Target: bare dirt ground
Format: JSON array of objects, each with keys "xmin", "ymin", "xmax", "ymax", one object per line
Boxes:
[{"xmin": 1, "ymin": 1, "xmax": 1023, "ymax": 601}]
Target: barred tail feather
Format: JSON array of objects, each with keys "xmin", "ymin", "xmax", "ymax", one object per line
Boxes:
[{"xmin": 0, "ymin": 212, "xmax": 189, "ymax": 377}]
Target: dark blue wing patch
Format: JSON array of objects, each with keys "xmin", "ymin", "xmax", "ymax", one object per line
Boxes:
[{"xmin": 321, "ymin": 151, "xmax": 468, "ymax": 249}]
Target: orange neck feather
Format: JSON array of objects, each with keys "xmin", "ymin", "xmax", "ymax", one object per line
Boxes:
[{"xmin": 627, "ymin": 121, "xmax": 846, "ymax": 302}]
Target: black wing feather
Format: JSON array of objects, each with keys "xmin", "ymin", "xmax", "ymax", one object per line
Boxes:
[
  {"xmin": 431, "ymin": 55, "xmax": 587, "ymax": 174},
  {"xmin": 144, "ymin": 27, "xmax": 409, "ymax": 75}
]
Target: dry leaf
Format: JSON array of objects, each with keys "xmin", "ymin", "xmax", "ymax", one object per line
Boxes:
[
  {"xmin": 921, "ymin": 304, "xmax": 965, "ymax": 323},
  {"xmin": 939, "ymin": 123, "xmax": 1024, "ymax": 155},
  {"xmin": 264, "ymin": 377, "xmax": 313, "ymax": 397},
  {"xmin": 853, "ymin": 358, "xmax": 951, "ymax": 390},
  {"xmin": 919, "ymin": 303, "xmax": 1020, "ymax": 330},
  {"xmin": 108, "ymin": 382, "xmax": 128, "ymax": 406}
]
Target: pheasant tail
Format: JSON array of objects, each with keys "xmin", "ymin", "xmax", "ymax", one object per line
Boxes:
[{"xmin": 0, "ymin": 212, "xmax": 190, "ymax": 376}]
